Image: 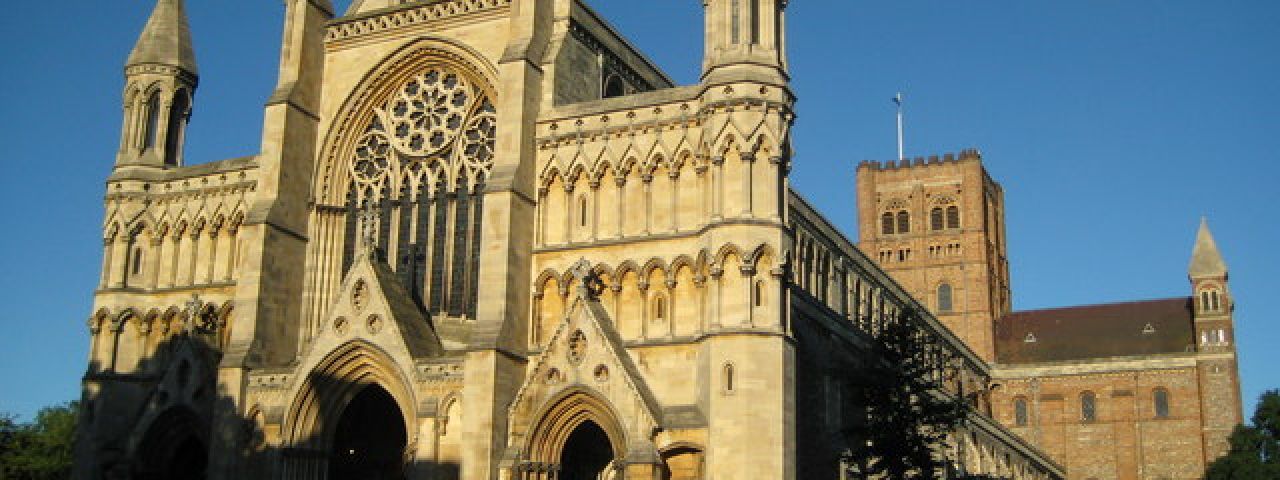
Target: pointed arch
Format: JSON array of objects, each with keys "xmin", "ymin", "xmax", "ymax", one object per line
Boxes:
[
  {"xmin": 282, "ymin": 340, "xmax": 418, "ymax": 452},
  {"xmin": 524, "ymin": 387, "xmax": 628, "ymax": 465},
  {"xmin": 713, "ymin": 243, "xmax": 746, "ymax": 269},
  {"xmin": 314, "ymin": 37, "xmax": 500, "ymax": 206}
]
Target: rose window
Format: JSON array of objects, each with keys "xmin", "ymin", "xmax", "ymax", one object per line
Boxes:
[{"xmin": 385, "ymin": 70, "xmax": 473, "ymax": 157}]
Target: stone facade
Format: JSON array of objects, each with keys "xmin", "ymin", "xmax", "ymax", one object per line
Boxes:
[
  {"xmin": 75, "ymin": 1, "xmax": 1066, "ymax": 479},
  {"xmin": 857, "ymin": 154, "xmax": 1244, "ymax": 479}
]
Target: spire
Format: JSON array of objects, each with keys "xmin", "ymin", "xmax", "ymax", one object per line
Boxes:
[
  {"xmin": 127, "ymin": 0, "xmax": 198, "ymax": 76},
  {"xmin": 1188, "ymin": 217, "xmax": 1227, "ymax": 278}
]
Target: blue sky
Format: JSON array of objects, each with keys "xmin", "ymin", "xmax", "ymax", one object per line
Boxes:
[{"xmin": 0, "ymin": 1, "xmax": 1275, "ymax": 421}]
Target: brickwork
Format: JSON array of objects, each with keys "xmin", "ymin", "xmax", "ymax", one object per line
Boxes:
[
  {"xmin": 993, "ymin": 365, "xmax": 1208, "ymax": 479},
  {"xmin": 857, "ymin": 153, "xmax": 1245, "ymax": 479},
  {"xmin": 856, "ymin": 151, "xmax": 1010, "ymax": 362}
]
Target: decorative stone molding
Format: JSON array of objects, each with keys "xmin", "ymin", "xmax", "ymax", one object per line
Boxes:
[{"xmin": 325, "ymin": 0, "xmax": 513, "ymax": 44}]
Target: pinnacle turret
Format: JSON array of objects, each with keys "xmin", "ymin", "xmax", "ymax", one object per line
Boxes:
[
  {"xmin": 1188, "ymin": 218, "xmax": 1228, "ymax": 278},
  {"xmin": 127, "ymin": 0, "xmax": 198, "ymax": 76}
]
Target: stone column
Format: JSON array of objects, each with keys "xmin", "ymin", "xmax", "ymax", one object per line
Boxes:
[
  {"xmin": 588, "ymin": 180, "xmax": 600, "ymax": 241},
  {"xmin": 767, "ymin": 156, "xmax": 783, "ymax": 221},
  {"xmin": 741, "ymin": 152, "xmax": 755, "ymax": 218},
  {"xmin": 561, "ymin": 183, "xmax": 573, "ymax": 245},
  {"xmin": 710, "ymin": 156, "xmax": 724, "ymax": 221},
  {"xmin": 99, "ymin": 236, "xmax": 115, "ymax": 289},
  {"xmin": 195, "ymin": 222, "xmax": 217, "ymax": 285},
  {"xmin": 667, "ymin": 170, "xmax": 679, "ymax": 233},
  {"xmin": 641, "ymin": 174, "xmax": 653, "ymax": 235},
  {"xmin": 107, "ymin": 234, "xmax": 130, "ymax": 289},
  {"xmin": 614, "ymin": 177, "xmax": 626, "ymax": 238}
]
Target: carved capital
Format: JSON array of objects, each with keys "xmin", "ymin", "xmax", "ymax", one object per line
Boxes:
[{"xmin": 710, "ymin": 156, "xmax": 726, "ymax": 166}]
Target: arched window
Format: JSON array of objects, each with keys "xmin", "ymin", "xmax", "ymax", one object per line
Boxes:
[
  {"xmin": 578, "ymin": 195, "xmax": 589, "ymax": 227},
  {"xmin": 602, "ymin": 75, "xmax": 625, "ymax": 99},
  {"xmin": 881, "ymin": 212, "xmax": 895, "ymax": 235},
  {"xmin": 653, "ymin": 295, "xmax": 666, "ymax": 323},
  {"xmin": 1200, "ymin": 289, "xmax": 1223, "ymax": 313},
  {"xmin": 1080, "ymin": 391, "xmax": 1097, "ymax": 422},
  {"xmin": 164, "ymin": 91, "xmax": 189, "ymax": 166},
  {"xmin": 896, "ymin": 210, "xmax": 910, "ymax": 234},
  {"xmin": 132, "ymin": 247, "xmax": 144, "ymax": 275},
  {"xmin": 946, "ymin": 205, "xmax": 960, "ymax": 229},
  {"xmin": 1153, "ymin": 388, "xmax": 1170, "ymax": 418},
  {"xmin": 1014, "ymin": 397, "xmax": 1029, "ymax": 426},
  {"xmin": 142, "ymin": 92, "xmax": 162, "ymax": 151},
  {"xmin": 754, "ymin": 280, "xmax": 766, "ymax": 307},
  {"xmin": 930, "ymin": 207, "xmax": 944, "ymax": 231},
  {"xmin": 937, "ymin": 283, "xmax": 953, "ymax": 313},
  {"xmin": 724, "ymin": 363, "xmax": 735, "ymax": 393}
]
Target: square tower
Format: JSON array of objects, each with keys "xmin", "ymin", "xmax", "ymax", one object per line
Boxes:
[{"xmin": 855, "ymin": 150, "xmax": 1010, "ymax": 361}]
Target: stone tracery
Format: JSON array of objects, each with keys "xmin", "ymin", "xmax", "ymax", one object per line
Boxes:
[{"xmin": 337, "ymin": 65, "xmax": 497, "ymax": 321}]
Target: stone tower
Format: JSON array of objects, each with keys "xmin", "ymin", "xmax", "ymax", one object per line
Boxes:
[
  {"xmin": 1188, "ymin": 219, "xmax": 1245, "ymax": 462},
  {"xmin": 116, "ymin": 0, "xmax": 197, "ymax": 169},
  {"xmin": 855, "ymin": 150, "xmax": 1011, "ymax": 361}
]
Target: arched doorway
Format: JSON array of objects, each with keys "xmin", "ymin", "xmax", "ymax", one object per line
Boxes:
[
  {"xmin": 560, "ymin": 420, "xmax": 613, "ymax": 480},
  {"xmin": 133, "ymin": 407, "xmax": 208, "ymax": 480},
  {"xmin": 328, "ymin": 385, "xmax": 407, "ymax": 480}
]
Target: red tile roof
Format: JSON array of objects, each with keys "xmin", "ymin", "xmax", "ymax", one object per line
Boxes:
[{"xmin": 995, "ymin": 298, "xmax": 1196, "ymax": 364}]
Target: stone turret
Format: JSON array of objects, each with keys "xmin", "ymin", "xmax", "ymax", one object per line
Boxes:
[
  {"xmin": 701, "ymin": 0, "xmax": 789, "ymax": 85},
  {"xmin": 116, "ymin": 0, "xmax": 198, "ymax": 169}
]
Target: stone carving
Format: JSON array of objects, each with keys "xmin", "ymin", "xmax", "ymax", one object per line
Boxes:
[
  {"xmin": 352, "ymin": 279, "xmax": 369, "ymax": 311},
  {"xmin": 567, "ymin": 330, "xmax": 587, "ymax": 365}
]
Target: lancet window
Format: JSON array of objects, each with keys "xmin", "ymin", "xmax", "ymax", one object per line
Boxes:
[{"xmin": 340, "ymin": 67, "xmax": 496, "ymax": 320}]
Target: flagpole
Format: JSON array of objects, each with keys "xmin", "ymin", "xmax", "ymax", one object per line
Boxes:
[{"xmin": 895, "ymin": 92, "xmax": 904, "ymax": 161}]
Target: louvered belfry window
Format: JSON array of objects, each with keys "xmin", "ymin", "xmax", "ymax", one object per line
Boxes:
[{"xmin": 340, "ymin": 68, "xmax": 496, "ymax": 319}]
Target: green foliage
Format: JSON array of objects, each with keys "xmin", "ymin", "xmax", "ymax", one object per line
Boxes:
[
  {"xmin": 0, "ymin": 402, "xmax": 78, "ymax": 480},
  {"xmin": 1206, "ymin": 390, "xmax": 1280, "ymax": 480},
  {"xmin": 842, "ymin": 308, "xmax": 968, "ymax": 479}
]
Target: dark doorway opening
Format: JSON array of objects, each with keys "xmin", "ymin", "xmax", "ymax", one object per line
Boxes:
[
  {"xmin": 560, "ymin": 420, "xmax": 614, "ymax": 480},
  {"xmin": 134, "ymin": 407, "xmax": 208, "ymax": 480},
  {"xmin": 329, "ymin": 385, "xmax": 407, "ymax": 480}
]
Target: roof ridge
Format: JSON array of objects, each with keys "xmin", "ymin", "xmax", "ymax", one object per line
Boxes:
[{"xmin": 1007, "ymin": 296, "xmax": 1189, "ymax": 316}]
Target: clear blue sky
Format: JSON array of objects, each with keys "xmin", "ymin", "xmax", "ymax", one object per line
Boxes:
[{"xmin": 0, "ymin": 1, "xmax": 1275, "ymax": 421}]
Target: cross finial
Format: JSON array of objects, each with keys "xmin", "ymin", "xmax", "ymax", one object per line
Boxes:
[{"xmin": 569, "ymin": 258, "xmax": 603, "ymax": 299}]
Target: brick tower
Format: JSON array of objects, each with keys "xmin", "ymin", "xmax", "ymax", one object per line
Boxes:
[
  {"xmin": 855, "ymin": 150, "xmax": 1010, "ymax": 361},
  {"xmin": 1187, "ymin": 218, "xmax": 1245, "ymax": 462}
]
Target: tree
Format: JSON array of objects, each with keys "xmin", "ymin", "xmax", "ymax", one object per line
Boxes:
[
  {"xmin": 842, "ymin": 308, "xmax": 969, "ymax": 479},
  {"xmin": 1206, "ymin": 390, "xmax": 1280, "ymax": 479},
  {"xmin": 0, "ymin": 401, "xmax": 78, "ymax": 480}
]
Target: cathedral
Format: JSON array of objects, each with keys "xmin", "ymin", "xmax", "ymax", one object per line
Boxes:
[{"xmin": 74, "ymin": 1, "xmax": 1239, "ymax": 479}]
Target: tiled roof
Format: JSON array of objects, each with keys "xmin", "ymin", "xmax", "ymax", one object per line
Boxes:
[{"xmin": 995, "ymin": 298, "xmax": 1195, "ymax": 364}]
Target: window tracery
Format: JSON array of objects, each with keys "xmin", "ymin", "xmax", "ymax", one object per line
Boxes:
[{"xmin": 340, "ymin": 66, "xmax": 496, "ymax": 320}]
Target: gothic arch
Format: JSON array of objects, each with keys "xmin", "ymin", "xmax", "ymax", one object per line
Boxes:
[
  {"xmin": 523, "ymin": 387, "xmax": 628, "ymax": 465},
  {"xmin": 314, "ymin": 37, "xmax": 500, "ymax": 206},
  {"xmin": 282, "ymin": 340, "xmax": 418, "ymax": 453}
]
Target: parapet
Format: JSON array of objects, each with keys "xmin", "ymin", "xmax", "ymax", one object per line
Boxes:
[{"xmin": 856, "ymin": 148, "xmax": 981, "ymax": 171}]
